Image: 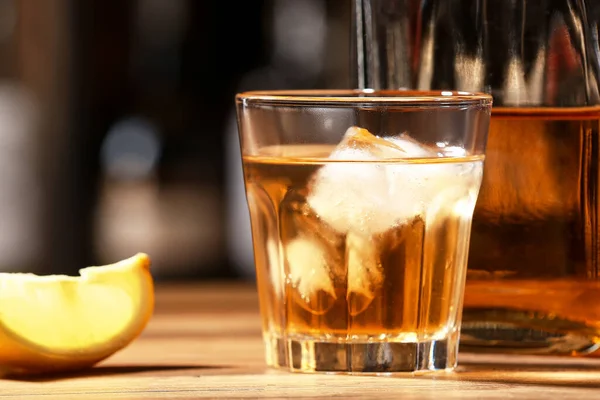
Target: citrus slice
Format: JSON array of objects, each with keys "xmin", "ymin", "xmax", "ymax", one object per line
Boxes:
[{"xmin": 0, "ymin": 253, "xmax": 154, "ymax": 375}]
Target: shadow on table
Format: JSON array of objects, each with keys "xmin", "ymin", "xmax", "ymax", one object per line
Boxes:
[
  {"xmin": 419, "ymin": 358, "xmax": 600, "ymax": 389},
  {"xmin": 2, "ymin": 364, "xmax": 231, "ymax": 382}
]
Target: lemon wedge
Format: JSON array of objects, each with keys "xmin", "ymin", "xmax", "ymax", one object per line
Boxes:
[{"xmin": 0, "ymin": 253, "xmax": 154, "ymax": 375}]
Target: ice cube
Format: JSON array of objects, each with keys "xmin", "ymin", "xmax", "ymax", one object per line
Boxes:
[
  {"xmin": 285, "ymin": 236, "xmax": 337, "ymax": 314},
  {"xmin": 387, "ymin": 133, "xmax": 437, "ymax": 158},
  {"xmin": 331, "ymin": 127, "xmax": 434, "ymax": 159},
  {"xmin": 280, "ymin": 188, "xmax": 346, "ymax": 263},
  {"xmin": 301, "ymin": 127, "xmax": 480, "ymax": 316},
  {"xmin": 307, "ymin": 126, "xmax": 438, "ymax": 235},
  {"xmin": 280, "ymin": 189, "xmax": 344, "ymax": 314},
  {"xmin": 423, "ymin": 161, "xmax": 483, "ymax": 226},
  {"xmin": 346, "ymin": 232, "xmax": 383, "ymax": 316}
]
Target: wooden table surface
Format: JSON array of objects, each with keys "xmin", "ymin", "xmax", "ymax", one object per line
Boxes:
[{"xmin": 2, "ymin": 282, "xmax": 600, "ymax": 399}]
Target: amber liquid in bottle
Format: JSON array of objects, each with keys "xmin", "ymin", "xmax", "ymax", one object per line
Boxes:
[{"xmin": 462, "ymin": 106, "xmax": 600, "ymax": 355}]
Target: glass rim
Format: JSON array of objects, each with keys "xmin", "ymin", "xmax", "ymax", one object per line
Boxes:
[{"xmin": 236, "ymin": 89, "xmax": 493, "ymax": 107}]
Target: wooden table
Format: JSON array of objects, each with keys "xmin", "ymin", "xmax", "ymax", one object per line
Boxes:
[{"xmin": 2, "ymin": 282, "xmax": 600, "ymax": 399}]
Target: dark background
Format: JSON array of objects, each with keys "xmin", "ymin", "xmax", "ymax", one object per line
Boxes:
[{"xmin": 0, "ymin": 0, "xmax": 351, "ymax": 280}]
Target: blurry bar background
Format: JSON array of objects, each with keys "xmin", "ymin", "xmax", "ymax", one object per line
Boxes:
[{"xmin": 0, "ymin": 0, "xmax": 351, "ymax": 280}]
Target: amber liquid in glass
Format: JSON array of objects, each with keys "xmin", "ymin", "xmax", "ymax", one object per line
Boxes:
[{"xmin": 243, "ymin": 144, "xmax": 483, "ymax": 370}]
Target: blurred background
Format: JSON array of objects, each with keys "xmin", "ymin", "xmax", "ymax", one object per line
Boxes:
[{"xmin": 0, "ymin": 0, "xmax": 351, "ymax": 280}]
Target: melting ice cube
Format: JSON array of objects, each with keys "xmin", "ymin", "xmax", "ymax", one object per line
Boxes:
[
  {"xmin": 305, "ymin": 127, "xmax": 476, "ymax": 314},
  {"xmin": 346, "ymin": 232, "xmax": 383, "ymax": 316},
  {"xmin": 285, "ymin": 236, "xmax": 337, "ymax": 314},
  {"xmin": 280, "ymin": 189, "xmax": 344, "ymax": 314},
  {"xmin": 307, "ymin": 126, "xmax": 438, "ymax": 235}
]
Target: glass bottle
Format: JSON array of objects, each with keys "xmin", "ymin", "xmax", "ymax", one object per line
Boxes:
[{"xmin": 352, "ymin": 0, "xmax": 600, "ymax": 356}]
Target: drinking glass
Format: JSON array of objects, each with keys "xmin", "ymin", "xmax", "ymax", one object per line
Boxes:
[{"xmin": 235, "ymin": 90, "xmax": 492, "ymax": 373}]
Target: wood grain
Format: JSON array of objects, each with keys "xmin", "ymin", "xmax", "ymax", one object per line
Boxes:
[{"xmin": 1, "ymin": 282, "xmax": 599, "ymax": 399}]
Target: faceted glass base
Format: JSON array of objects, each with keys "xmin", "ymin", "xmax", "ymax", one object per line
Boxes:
[{"xmin": 264, "ymin": 334, "xmax": 459, "ymax": 374}]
